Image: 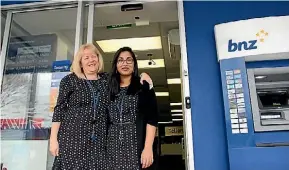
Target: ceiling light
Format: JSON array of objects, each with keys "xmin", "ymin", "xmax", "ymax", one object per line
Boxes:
[
  {"xmin": 155, "ymin": 92, "xmax": 169, "ymax": 96},
  {"xmin": 170, "ymin": 102, "xmax": 182, "ymax": 106},
  {"xmin": 138, "ymin": 59, "xmax": 165, "ymax": 69},
  {"xmin": 167, "ymin": 78, "xmax": 181, "ymax": 84},
  {"xmin": 172, "ymin": 119, "xmax": 183, "ymax": 121},
  {"xmin": 158, "ymin": 121, "xmax": 173, "ymax": 124},
  {"xmin": 255, "ymin": 76, "xmax": 267, "ymax": 79},
  {"xmin": 257, "ymin": 91, "xmax": 268, "ymax": 94},
  {"xmin": 171, "ymin": 109, "xmax": 182, "ymax": 113},
  {"xmin": 172, "ymin": 114, "xmax": 183, "ymax": 117},
  {"xmin": 96, "ymin": 36, "xmax": 162, "ymax": 53},
  {"xmin": 277, "ymin": 90, "xmax": 286, "ymax": 93}
]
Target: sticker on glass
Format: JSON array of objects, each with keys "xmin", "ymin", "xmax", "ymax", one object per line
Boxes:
[
  {"xmin": 237, "ymin": 105, "xmax": 245, "ymax": 110},
  {"xmin": 234, "ymin": 70, "xmax": 241, "ymax": 74},
  {"xmin": 227, "ymin": 80, "xmax": 235, "ymax": 85},
  {"xmin": 231, "ymin": 124, "xmax": 240, "ymax": 129},
  {"xmin": 239, "ymin": 118, "xmax": 247, "ymax": 123},
  {"xmin": 237, "ymin": 102, "xmax": 245, "ymax": 107},
  {"xmin": 236, "ymin": 89, "xmax": 243, "ymax": 94},
  {"xmin": 230, "ymin": 114, "xmax": 238, "ymax": 119},
  {"xmin": 237, "ymin": 98, "xmax": 245, "ymax": 103},
  {"xmin": 228, "ymin": 90, "xmax": 236, "ymax": 95},
  {"xmin": 238, "ymin": 108, "xmax": 246, "ymax": 114},
  {"xmin": 240, "ymin": 123, "xmax": 248, "ymax": 128},
  {"xmin": 234, "ymin": 74, "xmax": 242, "ymax": 79},
  {"xmin": 231, "ymin": 119, "xmax": 239, "ymax": 124},
  {"xmin": 238, "ymin": 112, "xmax": 246, "ymax": 118},
  {"xmin": 228, "ymin": 94, "xmax": 236, "ymax": 99},
  {"xmin": 226, "ymin": 71, "xmax": 234, "ymax": 75},
  {"xmin": 232, "ymin": 129, "xmax": 240, "ymax": 134},
  {"xmin": 240, "ymin": 129, "xmax": 248, "ymax": 133},
  {"xmin": 230, "ymin": 109, "xmax": 238, "ymax": 114},
  {"xmin": 235, "ymin": 83, "xmax": 243, "ymax": 89},
  {"xmin": 229, "ymin": 102, "xmax": 237, "ymax": 109},
  {"xmin": 227, "ymin": 84, "xmax": 235, "ymax": 89},
  {"xmin": 226, "ymin": 75, "xmax": 234, "ymax": 80},
  {"xmin": 235, "ymin": 79, "xmax": 242, "ymax": 84},
  {"xmin": 236, "ymin": 93, "xmax": 244, "ymax": 98}
]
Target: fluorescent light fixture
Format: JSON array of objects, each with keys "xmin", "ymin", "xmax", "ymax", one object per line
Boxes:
[
  {"xmin": 170, "ymin": 102, "xmax": 182, "ymax": 106},
  {"xmin": 155, "ymin": 92, "xmax": 169, "ymax": 96},
  {"xmin": 171, "ymin": 109, "xmax": 182, "ymax": 113},
  {"xmin": 172, "ymin": 114, "xmax": 183, "ymax": 117},
  {"xmin": 167, "ymin": 78, "xmax": 181, "ymax": 84},
  {"xmin": 158, "ymin": 121, "xmax": 173, "ymax": 124},
  {"xmin": 97, "ymin": 36, "xmax": 162, "ymax": 52},
  {"xmin": 255, "ymin": 76, "xmax": 267, "ymax": 79},
  {"xmin": 172, "ymin": 119, "xmax": 183, "ymax": 121},
  {"xmin": 138, "ymin": 59, "xmax": 165, "ymax": 69},
  {"xmin": 257, "ymin": 91, "xmax": 268, "ymax": 94}
]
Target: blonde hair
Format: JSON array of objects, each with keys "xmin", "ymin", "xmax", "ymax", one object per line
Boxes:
[{"xmin": 71, "ymin": 43, "xmax": 104, "ymax": 79}]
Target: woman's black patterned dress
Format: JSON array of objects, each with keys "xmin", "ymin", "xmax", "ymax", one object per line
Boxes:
[
  {"xmin": 106, "ymin": 87, "xmax": 139, "ymax": 170},
  {"xmin": 52, "ymin": 73, "xmax": 109, "ymax": 170},
  {"xmin": 106, "ymin": 82, "xmax": 158, "ymax": 170}
]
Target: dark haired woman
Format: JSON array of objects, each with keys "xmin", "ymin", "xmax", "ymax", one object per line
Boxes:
[{"xmin": 106, "ymin": 47, "xmax": 158, "ymax": 170}]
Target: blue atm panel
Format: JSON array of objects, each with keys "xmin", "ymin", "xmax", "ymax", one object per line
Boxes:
[
  {"xmin": 220, "ymin": 58, "xmax": 289, "ymax": 170},
  {"xmin": 214, "ymin": 16, "xmax": 289, "ymax": 170}
]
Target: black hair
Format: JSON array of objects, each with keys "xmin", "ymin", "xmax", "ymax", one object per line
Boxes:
[{"xmin": 108, "ymin": 47, "xmax": 141, "ymax": 101}]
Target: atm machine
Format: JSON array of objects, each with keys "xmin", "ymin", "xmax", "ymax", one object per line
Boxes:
[{"xmin": 214, "ymin": 16, "xmax": 289, "ymax": 170}]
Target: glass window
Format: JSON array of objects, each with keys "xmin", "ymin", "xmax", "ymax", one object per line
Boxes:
[{"xmin": 1, "ymin": 6, "xmax": 78, "ymax": 170}]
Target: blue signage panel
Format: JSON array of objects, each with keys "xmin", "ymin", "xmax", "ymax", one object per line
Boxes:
[
  {"xmin": 5, "ymin": 34, "xmax": 57, "ymax": 74},
  {"xmin": 52, "ymin": 60, "xmax": 71, "ymax": 72}
]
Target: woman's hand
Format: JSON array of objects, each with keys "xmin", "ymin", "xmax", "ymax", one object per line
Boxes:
[
  {"xmin": 49, "ymin": 138, "xmax": 59, "ymax": 157},
  {"xmin": 140, "ymin": 73, "xmax": 153, "ymax": 87},
  {"xmin": 141, "ymin": 147, "xmax": 154, "ymax": 169}
]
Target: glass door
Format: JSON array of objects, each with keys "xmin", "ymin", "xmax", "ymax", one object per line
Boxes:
[{"xmin": 1, "ymin": 4, "xmax": 79, "ymax": 169}]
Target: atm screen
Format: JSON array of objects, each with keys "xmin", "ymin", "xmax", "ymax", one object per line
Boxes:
[
  {"xmin": 258, "ymin": 90, "xmax": 289, "ymax": 108},
  {"xmin": 248, "ymin": 67, "xmax": 289, "ymax": 131}
]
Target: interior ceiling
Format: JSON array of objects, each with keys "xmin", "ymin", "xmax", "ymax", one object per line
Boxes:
[{"xmin": 4, "ymin": 1, "xmax": 181, "ymax": 122}]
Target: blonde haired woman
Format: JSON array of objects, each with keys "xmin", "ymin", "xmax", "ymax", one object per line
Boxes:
[{"xmin": 49, "ymin": 44, "xmax": 152, "ymax": 169}]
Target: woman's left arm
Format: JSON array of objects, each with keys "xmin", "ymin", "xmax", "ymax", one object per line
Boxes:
[
  {"xmin": 141, "ymin": 88, "xmax": 158, "ymax": 168},
  {"xmin": 144, "ymin": 124, "xmax": 156, "ymax": 150}
]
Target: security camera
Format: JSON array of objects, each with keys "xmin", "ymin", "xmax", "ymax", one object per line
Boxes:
[
  {"xmin": 148, "ymin": 60, "xmax": 156, "ymax": 65},
  {"xmin": 147, "ymin": 53, "xmax": 155, "ymax": 65}
]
